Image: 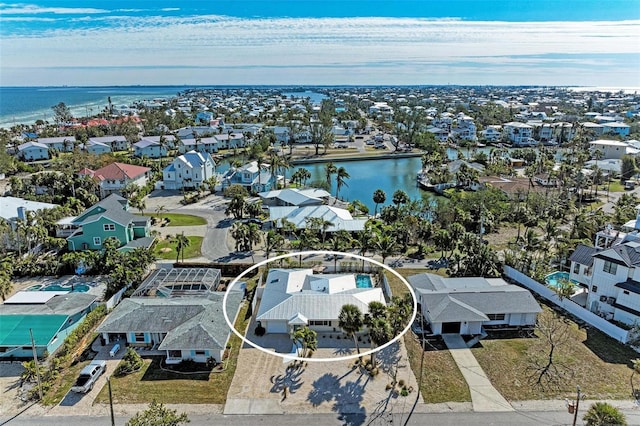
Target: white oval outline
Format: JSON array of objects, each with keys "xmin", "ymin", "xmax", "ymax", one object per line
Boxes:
[{"xmin": 223, "ymin": 250, "xmax": 417, "ymax": 363}]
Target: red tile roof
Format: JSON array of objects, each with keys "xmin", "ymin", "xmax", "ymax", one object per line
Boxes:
[{"xmin": 86, "ymin": 162, "xmax": 150, "ymax": 181}]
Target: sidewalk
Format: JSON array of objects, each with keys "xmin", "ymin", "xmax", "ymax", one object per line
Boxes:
[{"xmin": 442, "ymin": 334, "xmax": 514, "ymax": 412}]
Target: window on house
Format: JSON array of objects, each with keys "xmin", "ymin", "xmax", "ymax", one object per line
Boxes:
[
  {"xmin": 573, "ymin": 263, "xmax": 580, "ymax": 274},
  {"xmin": 487, "ymin": 313, "xmax": 506, "ymax": 321},
  {"xmin": 93, "ymin": 237, "xmax": 101, "ymax": 246},
  {"xmin": 310, "ymin": 320, "xmax": 330, "ymax": 326},
  {"xmin": 585, "ymin": 266, "xmax": 592, "ymax": 276},
  {"xmin": 603, "ymin": 260, "xmax": 617, "ymax": 275},
  {"xmin": 103, "ymin": 224, "xmax": 115, "ymax": 231},
  {"xmin": 134, "ymin": 333, "xmax": 145, "ymax": 342},
  {"xmin": 168, "ymin": 350, "xmax": 181, "ymax": 358},
  {"xmin": 624, "ymin": 290, "xmax": 630, "ymax": 295},
  {"xmin": 592, "ymin": 285, "xmax": 598, "ymax": 293},
  {"xmin": 195, "ymin": 350, "xmax": 206, "ymax": 356}
]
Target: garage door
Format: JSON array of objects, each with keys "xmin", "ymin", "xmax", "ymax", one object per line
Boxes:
[
  {"xmin": 267, "ymin": 320, "xmax": 287, "ymax": 333},
  {"xmin": 442, "ymin": 322, "xmax": 461, "ymax": 334}
]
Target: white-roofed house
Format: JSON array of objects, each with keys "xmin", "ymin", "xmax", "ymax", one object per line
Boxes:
[
  {"xmin": 255, "ymin": 268, "xmax": 385, "ymax": 334},
  {"xmin": 162, "ymin": 151, "xmax": 216, "ymax": 190},
  {"xmin": 178, "ymin": 137, "xmax": 219, "ymax": 154},
  {"xmin": 37, "ymin": 136, "xmax": 76, "ymax": 153},
  {"xmin": 589, "ymin": 139, "xmax": 637, "ymax": 160},
  {"xmin": 408, "ymin": 273, "xmax": 541, "ymax": 335},
  {"xmin": 258, "ymin": 188, "xmax": 331, "ymax": 207},
  {"xmin": 268, "ymin": 205, "xmax": 368, "ymax": 233},
  {"xmin": 503, "ymin": 122, "xmax": 534, "ymax": 145},
  {"xmin": 83, "ymin": 139, "xmax": 111, "ymax": 155},
  {"xmin": 134, "ymin": 137, "xmax": 168, "ymax": 159}
]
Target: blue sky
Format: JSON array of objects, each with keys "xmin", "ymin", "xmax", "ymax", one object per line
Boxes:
[{"xmin": 1, "ymin": 1, "xmax": 639, "ymax": 86}]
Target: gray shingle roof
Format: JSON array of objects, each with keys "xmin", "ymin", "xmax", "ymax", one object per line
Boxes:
[
  {"xmin": 594, "ymin": 241, "xmax": 640, "ymax": 267},
  {"xmin": 569, "ymin": 244, "xmax": 599, "ymax": 266},
  {"xmin": 0, "ymin": 293, "xmax": 97, "ymax": 316}
]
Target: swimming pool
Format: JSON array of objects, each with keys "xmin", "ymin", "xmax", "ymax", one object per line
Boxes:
[
  {"xmin": 42, "ymin": 284, "xmax": 90, "ymax": 292},
  {"xmin": 545, "ymin": 271, "xmax": 578, "ymax": 289},
  {"xmin": 356, "ymin": 274, "xmax": 373, "ymax": 288},
  {"xmin": 26, "ymin": 284, "xmax": 43, "ymax": 291}
]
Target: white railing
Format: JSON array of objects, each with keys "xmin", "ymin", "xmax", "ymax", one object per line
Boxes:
[{"xmin": 504, "ymin": 266, "xmax": 631, "ymax": 344}]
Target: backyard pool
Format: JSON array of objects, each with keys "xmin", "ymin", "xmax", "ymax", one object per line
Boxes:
[
  {"xmin": 356, "ymin": 274, "xmax": 373, "ymax": 288},
  {"xmin": 545, "ymin": 271, "xmax": 578, "ymax": 289},
  {"xmin": 43, "ymin": 284, "xmax": 90, "ymax": 292}
]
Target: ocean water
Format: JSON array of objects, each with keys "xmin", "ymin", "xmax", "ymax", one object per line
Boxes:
[{"xmin": 0, "ymin": 86, "xmax": 189, "ymax": 128}]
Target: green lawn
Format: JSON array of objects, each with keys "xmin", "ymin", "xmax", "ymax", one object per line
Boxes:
[
  {"xmin": 471, "ymin": 305, "xmax": 636, "ymax": 400},
  {"xmin": 154, "ymin": 236, "xmax": 203, "ymax": 260},
  {"xmin": 157, "ymin": 213, "xmax": 207, "ymax": 226},
  {"xmin": 95, "ymin": 287, "xmax": 254, "ymax": 404}
]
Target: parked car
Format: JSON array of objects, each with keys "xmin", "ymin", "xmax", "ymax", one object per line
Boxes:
[{"xmin": 71, "ymin": 360, "xmax": 107, "ymax": 393}]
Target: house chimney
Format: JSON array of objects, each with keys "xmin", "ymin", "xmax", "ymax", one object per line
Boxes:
[{"xmin": 17, "ymin": 206, "xmax": 27, "ymax": 221}]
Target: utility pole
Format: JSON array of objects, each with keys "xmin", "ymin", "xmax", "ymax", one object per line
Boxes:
[
  {"xmin": 29, "ymin": 328, "xmax": 43, "ymax": 401},
  {"xmin": 572, "ymin": 385, "xmax": 581, "ymax": 426},
  {"xmin": 107, "ymin": 376, "xmax": 115, "ymax": 426}
]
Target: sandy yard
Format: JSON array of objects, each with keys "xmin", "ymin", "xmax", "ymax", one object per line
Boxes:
[{"xmin": 226, "ymin": 340, "xmax": 420, "ymax": 418}]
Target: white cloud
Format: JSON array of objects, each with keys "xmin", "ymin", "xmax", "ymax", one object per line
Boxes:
[{"xmin": 1, "ymin": 16, "xmax": 639, "ymax": 86}]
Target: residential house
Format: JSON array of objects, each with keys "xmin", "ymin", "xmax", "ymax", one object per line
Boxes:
[
  {"xmin": 568, "ymin": 243, "xmax": 598, "ymax": 287},
  {"xmin": 178, "ymin": 137, "xmax": 219, "ymax": 154},
  {"xmin": 602, "ymin": 122, "xmax": 631, "ymax": 137},
  {"xmin": 89, "ymin": 136, "xmax": 130, "ymax": 152},
  {"xmin": 162, "ymin": 151, "xmax": 215, "ymax": 190},
  {"xmin": 17, "ymin": 141, "xmax": 50, "ymax": 161},
  {"xmin": 0, "ymin": 196, "xmax": 59, "ymax": 228},
  {"xmin": 214, "ymin": 133, "xmax": 246, "ymax": 149},
  {"xmin": 258, "ymin": 188, "xmax": 330, "ymax": 207},
  {"xmin": 408, "ymin": 273, "xmax": 541, "ymax": 335},
  {"xmin": 0, "ymin": 292, "xmax": 98, "ymax": 358},
  {"xmin": 503, "ymin": 122, "xmax": 534, "ymax": 145},
  {"xmin": 480, "ymin": 126, "xmax": 502, "ymax": 142},
  {"xmin": 175, "ymin": 126, "xmax": 219, "ymax": 140},
  {"xmin": 78, "ymin": 162, "xmax": 151, "ymax": 199},
  {"xmin": 195, "ymin": 111, "xmax": 214, "ymax": 125},
  {"xmin": 133, "ymin": 138, "xmax": 167, "ymax": 159},
  {"xmin": 427, "ymin": 126, "xmax": 449, "ymax": 143},
  {"xmin": 267, "ymin": 205, "xmax": 368, "ymax": 233},
  {"xmin": 38, "ymin": 136, "xmax": 76, "ymax": 153},
  {"xmin": 221, "ymin": 161, "xmax": 277, "ymax": 193},
  {"xmin": 255, "ymin": 269, "xmax": 385, "ymax": 334},
  {"xmin": 63, "ymin": 194, "xmax": 153, "ymax": 252},
  {"xmin": 96, "ymin": 268, "xmax": 243, "ymax": 364},
  {"xmin": 589, "ymin": 140, "xmax": 638, "ymax": 160},
  {"xmin": 82, "ymin": 139, "xmax": 111, "ymax": 155},
  {"xmin": 581, "ymin": 121, "xmax": 605, "ymax": 136}
]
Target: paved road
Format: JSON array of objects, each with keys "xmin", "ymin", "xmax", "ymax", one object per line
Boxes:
[{"xmin": 6, "ymin": 410, "xmax": 640, "ymax": 426}]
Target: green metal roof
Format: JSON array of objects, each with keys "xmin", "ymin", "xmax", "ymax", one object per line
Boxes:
[{"xmin": 0, "ymin": 315, "xmax": 68, "ymax": 347}]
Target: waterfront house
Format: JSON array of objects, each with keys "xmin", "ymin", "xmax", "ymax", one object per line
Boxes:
[
  {"xmin": 255, "ymin": 269, "xmax": 385, "ymax": 334},
  {"xmin": 258, "ymin": 188, "xmax": 330, "ymax": 207},
  {"xmin": 602, "ymin": 122, "xmax": 631, "ymax": 137},
  {"xmin": 221, "ymin": 161, "xmax": 277, "ymax": 193},
  {"xmin": 0, "ymin": 292, "xmax": 98, "ymax": 359},
  {"xmin": 427, "ymin": 126, "xmax": 449, "ymax": 143},
  {"xmin": 78, "ymin": 162, "xmax": 151, "ymax": 199},
  {"xmin": 480, "ymin": 126, "xmax": 502, "ymax": 142},
  {"xmin": 17, "ymin": 141, "xmax": 49, "ymax": 161},
  {"xmin": 503, "ymin": 122, "xmax": 534, "ymax": 145},
  {"xmin": 64, "ymin": 194, "xmax": 153, "ymax": 252},
  {"xmin": 162, "ymin": 151, "xmax": 216, "ymax": 190},
  {"xmin": 214, "ymin": 133, "xmax": 246, "ymax": 149},
  {"xmin": 408, "ymin": 273, "xmax": 541, "ymax": 335},
  {"xmin": 267, "ymin": 205, "xmax": 368, "ymax": 233}
]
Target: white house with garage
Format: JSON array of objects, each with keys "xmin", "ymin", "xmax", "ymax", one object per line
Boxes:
[
  {"xmin": 407, "ymin": 273, "xmax": 541, "ymax": 335},
  {"xmin": 162, "ymin": 151, "xmax": 215, "ymax": 190},
  {"xmin": 255, "ymin": 269, "xmax": 385, "ymax": 334}
]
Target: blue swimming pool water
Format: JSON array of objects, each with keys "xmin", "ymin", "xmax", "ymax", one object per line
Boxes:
[
  {"xmin": 545, "ymin": 272, "xmax": 578, "ymax": 289},
  {"xmin": 356, "ymin": 274, "xmax": 372, "ymax": 288},
  {"xmin": 42, "ymin": 284, "xmax": 90, "ymax": 292}
]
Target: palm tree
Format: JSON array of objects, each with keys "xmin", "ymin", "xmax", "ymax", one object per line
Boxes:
[
  {"xmin": 368, "ymin": 317, "xmax": 391, "ymax": 368},
  {"xmin": 334, "ymin": 166, "xmax": 350, "ymax": 203},
  {"xmin": 0, "ymin": 256, "xmax": 13, "ymax": 301},
  {"xmin": 292, "ymin": 326, "xmax": 317, "ymax": 358},
  {"xmin": 338, "ymin": 304, "xmax": 364, "ymax": 357},
  {"xmin": 372, "ymin": 189, "xmax": 386, "ymax": 216},
  {"xmin": 172, "ymin": 232, "xmax": 190, "ymax": 263},
  {"xmin": 265, "ymin": 230, "xmax": 285, "ymax": 259},
  {"xmin": 583, "ymin": 402, "xmax": 627, "ymax": 426},
  {"xmin": 325, "ymin": 162, "xmax": 337, "ymax": 187},
  {"xmin": 154, "ymin": 205, "xmax": 166, "ymax": 222},
  {"xmin": 374, "ymin": 233, "xmax": 397, "ymax": 265}
]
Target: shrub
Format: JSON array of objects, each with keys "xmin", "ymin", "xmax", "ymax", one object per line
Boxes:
[
  {"xmin": 114, "ymin": 348, "xmax": 144, "ymax": 377},
  {"xmin": 254, "ymin": 323, "xmax": 266, "ymax": 336},
  {"xmin": 583, "ymin": 402, "xmax": 627, "ymax": 426}
]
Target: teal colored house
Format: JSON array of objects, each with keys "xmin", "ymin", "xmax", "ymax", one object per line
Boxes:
[
  {"xmin": 0, "ymin": 292, "xmax": 98, "ymax": 359},
  {"xmin": 65, "ymin": 194, "xmax": 154, "ymax": 252}
]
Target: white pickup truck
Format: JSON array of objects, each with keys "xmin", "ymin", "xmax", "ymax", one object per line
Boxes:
[{"xmin": 71, "ymin": 360, "xmax": 106, "ymax": 393}]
